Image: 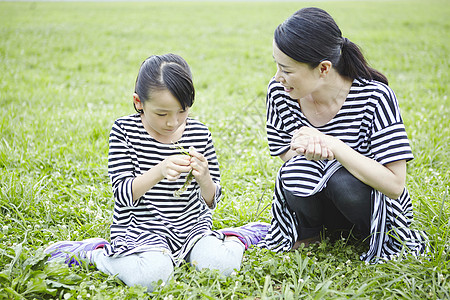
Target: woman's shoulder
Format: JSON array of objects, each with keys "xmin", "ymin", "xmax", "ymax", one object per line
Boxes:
[
  {"xmin": 351, "ymin": 78, "xmax": 401, "ymax": 117},
  {"xmin": 266, "ymin": 77, "xmax": 297, "ymax": 108},
  {"xmin": 267, "ymin": 77, "xmax": 286, "ymax": 95},
  {"xmin": 351, "ymin": 78, "xmax": 394, "ymax": 96}
]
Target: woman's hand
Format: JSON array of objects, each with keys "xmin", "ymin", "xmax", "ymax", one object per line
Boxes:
[
  {"xmin": 291, "ymin": 127, "xmax": 334, "ymax": 161},
  {"xmin": 293, "ymin": 127, "xmax": 406, "ymax": 199}
]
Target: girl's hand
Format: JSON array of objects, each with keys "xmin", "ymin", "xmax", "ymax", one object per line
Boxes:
[
  {"xmin": 160, "ymin": 155, "xmax": 191, "ymax": 181},
  {"xmin": 291, "ymin": 128, "xmax": 334, "ymax": 161},
  {"xmin": 188, "ymin": 147, "xmax": 211, "ymax": 185}
]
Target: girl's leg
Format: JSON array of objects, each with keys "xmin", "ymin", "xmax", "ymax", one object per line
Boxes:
[
  {"xmin": 186, "ymin": 235, "xmax": 245, "ymax": 276},
  {"xmin": 91, "ymin": 249, "xmax": 174, "ymax": 292}
]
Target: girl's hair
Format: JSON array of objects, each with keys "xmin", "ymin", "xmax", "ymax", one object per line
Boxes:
[
  {"xmin": 134, "ymin": 53, "xmax": 195, "ymax": 112},
  {"xmin": 274, "ymin": 7, "xmax": 388, "ymax": 84}
]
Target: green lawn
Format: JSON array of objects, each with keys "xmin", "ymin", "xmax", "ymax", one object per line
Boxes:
[{"xmin": 0, "ymin": 1, "xmax": 449, "ymax": 299}]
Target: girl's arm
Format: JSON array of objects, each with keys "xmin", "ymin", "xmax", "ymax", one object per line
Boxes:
[
  {"xmin": 189, "ymin": 147, "xmax": 216, "ymax": 207},
  {"xmin": 131, "ymin": 155, "xmax": 191, "ymax": 201}
]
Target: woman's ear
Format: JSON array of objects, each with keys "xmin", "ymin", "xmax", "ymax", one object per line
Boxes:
[
  {"xmin": 318, "ymin": 60, "xmax": 332, "ymax": 77},
  {"xmin": 133, "ymin": 93, "xmax": 143, "ymax": 112}
]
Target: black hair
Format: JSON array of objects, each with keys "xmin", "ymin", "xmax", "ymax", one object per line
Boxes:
[
  {"xmin": 134, "ymin": 53, "xmax": 195, "ymax": 112},
  {"xmin": 274, "ymin": 7, "xmax": 388, "ymax": 84}
]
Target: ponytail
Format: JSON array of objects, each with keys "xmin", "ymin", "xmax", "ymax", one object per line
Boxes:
[{"xmin": 337, "ymin": 37, "xmax": 388, "ymax": 85}]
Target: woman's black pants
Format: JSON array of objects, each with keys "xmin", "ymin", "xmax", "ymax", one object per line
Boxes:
[{"xmin": 284, "ymin": 167, "xmax": 372, "ymax": 241}]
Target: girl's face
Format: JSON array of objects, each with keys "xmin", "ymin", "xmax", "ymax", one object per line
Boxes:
[
  {"xmin": 134, "ymin": 89, "xmax": 189, "ymax": 143},
  {"xmin": 272, "ymin": 41, "xmax": 321, "ymax": 100}
]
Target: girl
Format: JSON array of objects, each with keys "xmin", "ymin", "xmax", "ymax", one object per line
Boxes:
[
  {"xmin": 257, "ymin": 7, "xmax": 429, "ymax": 263},
  {"xmin": 45, "ymin": 54, "xmax": 268, "ymax": 291}
]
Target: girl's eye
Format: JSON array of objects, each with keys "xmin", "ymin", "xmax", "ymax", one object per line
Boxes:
[{"xmin": 156, "ymin": 113, "xmax": 167, "ymax": 117}]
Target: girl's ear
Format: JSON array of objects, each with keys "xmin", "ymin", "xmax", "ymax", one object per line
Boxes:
[
  {"xmin": 133, "ymin": 93, "xmax": 143, "ymax": 111},
  {"xmin": 318, "ymin": 60, "xmax": 332, "ymax": 78}
]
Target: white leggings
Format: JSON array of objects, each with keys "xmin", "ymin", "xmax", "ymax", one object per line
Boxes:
[{"xmin": 91, "ymin": 235, "xmax": 244, "ymax": 292}]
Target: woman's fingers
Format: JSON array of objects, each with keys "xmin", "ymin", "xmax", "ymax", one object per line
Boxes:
[{"xmin": 292, "ymin": 129, "xmax": 335, "ymax": 160}]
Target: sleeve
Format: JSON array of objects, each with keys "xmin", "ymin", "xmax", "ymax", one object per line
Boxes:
[
  {"xmin": 201, "ymin": 131, "xmax": 222, "ymax": 209},
  {"xmin": 266, "ymin": 79, "xmax": 293, "ymax": 156},
  {"xmin": 370, "ymin": 84, "xmax": 414, "ymax": 165},
  {"xmin": 108, "ymin": 120, "xmax": 138, "ymax": 207}
]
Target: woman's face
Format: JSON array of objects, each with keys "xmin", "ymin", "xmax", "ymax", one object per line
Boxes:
[
  {"xmin": 272, "ymin": 41, "xmax": 320, "ymax": 100},
  {"xmin": 134, "ymin": 89, "xmax": 189, "ymax": 142}
]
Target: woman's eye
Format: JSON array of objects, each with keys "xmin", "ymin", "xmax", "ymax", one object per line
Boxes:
[{"xmin": 156, "ymin": 113, "xmax": 167, "ymax": 117}]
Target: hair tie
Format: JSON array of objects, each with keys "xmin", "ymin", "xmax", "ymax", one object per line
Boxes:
[{"xmin": 341, "ymin": 37, "xmax": 349, "ymax": 48}]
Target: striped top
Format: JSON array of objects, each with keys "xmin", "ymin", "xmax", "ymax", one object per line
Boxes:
[
  {"xmin": 258, "ymin": 77, "xmax": 429, "ymax": 263},
  {"xmin": 104, "ymin": 114, "xmax": 222, "ymax": 263}
]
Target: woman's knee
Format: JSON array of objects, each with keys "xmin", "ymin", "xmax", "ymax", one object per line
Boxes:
[
  {"xmin": 188, "ymin": 235, "xmax": 244, "ymax": 276},
  {"xmin": 327, "ymin": 168, "xmax": 372, "ymax": 206}
]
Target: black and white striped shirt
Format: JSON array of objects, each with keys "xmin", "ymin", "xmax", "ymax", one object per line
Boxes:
[
  {"xmin": 258, "ymin": 78, "xmax": 429, "ymax": 263},
  {"xmin": 104, "ymin": 114, "xmax": 221, "ymax": 262}
]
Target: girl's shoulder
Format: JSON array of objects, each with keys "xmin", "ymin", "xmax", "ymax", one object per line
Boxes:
[
  {"xmin": 113, "ymin": 113, "xmax": 141, "ymax": 126},
  {"xmin": 184, "ymin": 117, "xmax": 211, "ymax": 135},
  {"xmin": 110, "ymin": 114, "xmax": 142, "ymax": 135}
]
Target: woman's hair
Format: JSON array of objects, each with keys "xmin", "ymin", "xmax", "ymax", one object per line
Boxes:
[
  {"xmin": 134, "ymin": 53, "xmax": 195, "ymax": 112},
  {"xmin": 274, "ymin": 7, "xmax": 388, "ymax": 84}
]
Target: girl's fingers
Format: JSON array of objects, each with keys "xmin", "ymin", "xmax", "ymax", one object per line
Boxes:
[
  {"xmin": 188, "ymin": 146, "xmax": 201, "ymax": 158},
  {"xmin": 166, "ymin": 169, "xmax": 181, "ymax": 181}
]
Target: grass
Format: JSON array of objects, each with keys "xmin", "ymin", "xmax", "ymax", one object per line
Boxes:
[{"xmin": 0, "ymin": 0, "xmax": 449, "ymax": 299}]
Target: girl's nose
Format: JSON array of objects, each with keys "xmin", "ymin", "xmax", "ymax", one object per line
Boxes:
[{"xmin": 166, "ymin": 116, "xmax": 178, "ymax": 127}]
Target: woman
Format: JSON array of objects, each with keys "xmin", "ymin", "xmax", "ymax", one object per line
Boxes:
[{"xmin": 257, "ymin": 7, "xmax": 429, "ymax": 263}]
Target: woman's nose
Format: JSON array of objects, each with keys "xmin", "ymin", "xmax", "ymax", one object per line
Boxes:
[{"xmin": 274, "ymin": 69, "xmax": 284, "ymax": 83}]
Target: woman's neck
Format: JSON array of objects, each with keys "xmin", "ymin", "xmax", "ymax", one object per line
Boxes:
[
  {"xmin": 299, "ymin": 74, "xmax": 353, "ymax": 126},
  {"xmin": 310, "ymin": 73, "xmax": 352, "ymax": 106}
]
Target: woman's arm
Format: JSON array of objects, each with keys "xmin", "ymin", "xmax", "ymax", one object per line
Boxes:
[
  {"xmin": 279, "ymin": 148, "xmax": 299, "ymax": 162},
  {"xmin": 326, "ymin": 136, "xmax": 406, "ymax": 199},
  {"xmin": 292, "ymin": 127, "xmax": 406, "ymax": 199}
]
